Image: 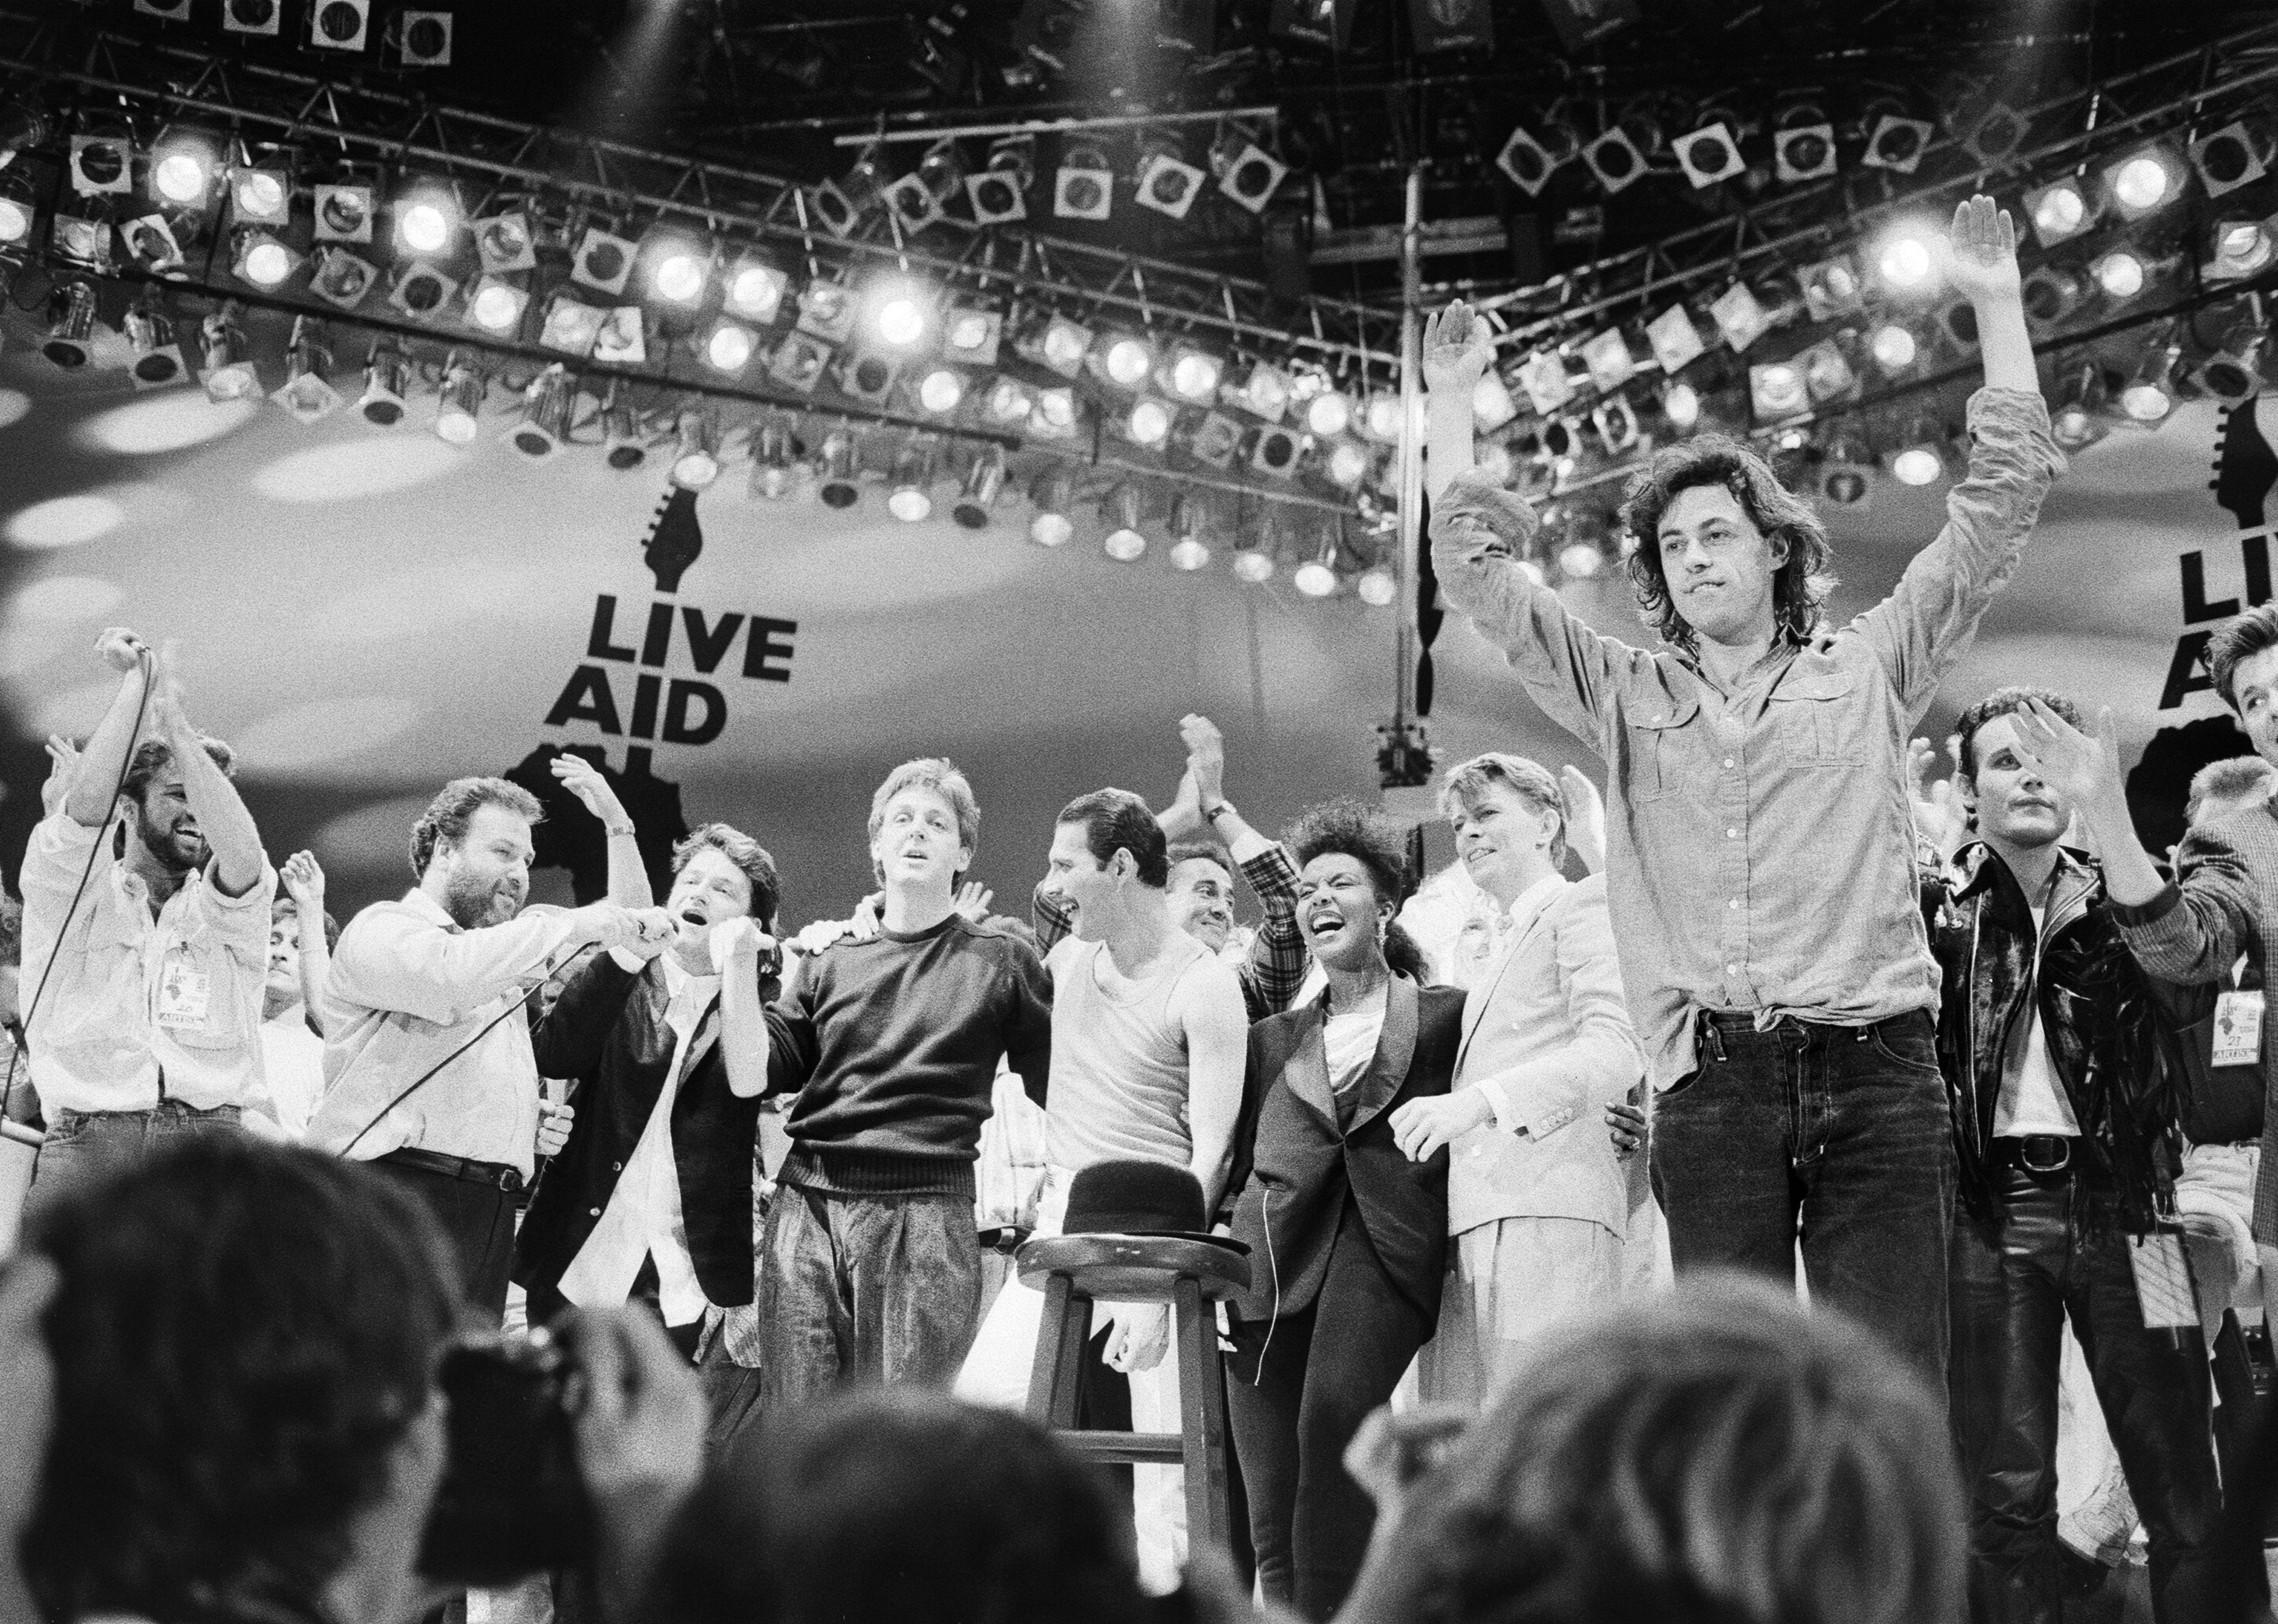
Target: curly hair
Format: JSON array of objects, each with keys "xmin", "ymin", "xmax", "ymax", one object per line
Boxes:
[
  {"xmin": 408, "ymin": 776, "xmax": 544, "ymax": 880},
  {"xmin": 673, "ymin": 822, "xmax": 781, "ymax": 927},
  {"xmin": 1952, "ymin": 686, "xmax": 2082, "ymax": 781},
  {"xmin": 1284, "ymin": 798, "xmax": 1430, "ymax": 981},
  {"xmin": 1363, "ymin": 1275, "xmax": 1962, "ymax": 1624},
  {"xmin": 1619, "ymin": 433, "xmax": 1837, "ymax": 654},
  {"xmin": 2188, "ymin": 755, "xmax": 2277, "ymax": 824},
  {"xmin": 24, "ymin": 1136, "xmax": 462, "ymax": 1624}
]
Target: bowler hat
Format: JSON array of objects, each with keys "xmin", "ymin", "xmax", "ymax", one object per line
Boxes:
[{"xmin": 1061, "ymin": 1160, "xmax": 1247, "ymax": 1253}]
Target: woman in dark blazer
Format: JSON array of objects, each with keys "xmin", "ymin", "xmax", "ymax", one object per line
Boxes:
[{"xmin": 1222, "ymin": 799, "xmax": 1462, "ymax": 1622}]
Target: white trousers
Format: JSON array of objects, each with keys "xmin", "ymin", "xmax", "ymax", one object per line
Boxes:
[{"xmin": 1420, "ymin": 1215, "xmax": 1624, "ymax": 1409}]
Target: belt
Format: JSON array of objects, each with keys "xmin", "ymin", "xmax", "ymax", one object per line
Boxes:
[
  {"xmin": 1992, "ymin": 1134, "xmax": 2074, "ymax": 1176},
  {"xmin": 377, "ymin": 1146, "xmax": 525, "ymax": 1193},
  {"xmin": 1702, "ymin": 1009, "xmax": 1926, "ymax": 1039}
]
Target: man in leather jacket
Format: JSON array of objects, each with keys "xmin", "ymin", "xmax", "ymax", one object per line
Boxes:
[{"xmin": 1928, "ymin": 686, "xmax": 2219, "ymax": 1624}]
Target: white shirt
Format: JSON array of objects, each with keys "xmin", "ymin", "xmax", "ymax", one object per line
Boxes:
[
  {"xmin": 557, "ymin": 952, "xmax": 718, "ymax": 1325},
  {"xmin": 17, "ymin": 811, "xmax": 276, "ymax": 1115},
  {"xmin": 1995, "ymin": 899, "xmax": 2083, "ymax": 1139},
  {"xmin": 259, "ymin": 1007, "xmax": 327, "ymax": 1139},
  {"xmin": 1323, "ymin": 982, "xmax": 1390, "ymax": 1099}
]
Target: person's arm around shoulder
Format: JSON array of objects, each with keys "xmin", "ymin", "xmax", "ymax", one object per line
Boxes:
[
  {"xmin": 998, "ymin": 927, "xmax": 1054, "ymax": 1107},
  {"xmin": 1176, "ymin": 959, "xmax": 1252, "ymax": 1216}
]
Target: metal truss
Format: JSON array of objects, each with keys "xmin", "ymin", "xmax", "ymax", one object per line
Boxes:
[{"xmin": 0, "ymin": 9, "xmax": 1404, "ymax": 373}]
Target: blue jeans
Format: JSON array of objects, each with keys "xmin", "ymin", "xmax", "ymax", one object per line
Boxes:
[
  {"xmin": 22, "ymin": 1101, "xmax": 244, "ymax": 1226},
  {"xmin": 1649, "ymin": 1009, "xmax": 1954, "ymax": 1390}
]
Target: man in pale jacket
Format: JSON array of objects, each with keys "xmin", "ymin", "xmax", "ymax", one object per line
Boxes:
[{"xmin": 1390, "ymin": 752, "xmax": 1645, "ymax": 1402}]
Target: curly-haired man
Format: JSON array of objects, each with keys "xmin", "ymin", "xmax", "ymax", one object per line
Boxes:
[{"xmin": 1418, "ymin": 195, "xmax": 2062, "ymax": 1385}]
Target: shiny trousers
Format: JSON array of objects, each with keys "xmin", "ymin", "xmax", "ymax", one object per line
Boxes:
[{"xmin": 1949, "ymin": 1167, "xmax": 2222, "ymax": 1624}]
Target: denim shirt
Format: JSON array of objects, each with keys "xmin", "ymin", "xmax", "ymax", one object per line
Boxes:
[{"xmin": 1433, "ymin": 387, "xmax": 2063, "ymax": 1090}]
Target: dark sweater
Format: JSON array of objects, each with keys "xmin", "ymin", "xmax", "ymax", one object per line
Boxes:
[{"xmin": 768, "ymin": 913, "xmax": 1052, "ymax": 1197}]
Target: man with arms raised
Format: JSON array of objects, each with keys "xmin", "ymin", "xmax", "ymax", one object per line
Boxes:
[
  {"xmin": 18, "ymin": 629, "xmax": 278, "ymax": 1216},
  {"xmin": 1420, "ymin": 194, "xmax": 2059, "ymax": 1379},
  {"xmin": 1388, "ymin": 753, "xmax": 1643, "ymax": 1402},
  {"xmin": 759, "ymin": 758, "xmax": 1053, "ymax": 1399},
  {"xmin": 306, "ymin": 765, "xmax": 674, "ymax": 1321}
]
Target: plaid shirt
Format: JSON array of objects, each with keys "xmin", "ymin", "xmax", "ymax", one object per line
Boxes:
[
  {"xmin": 2113, "ymin": 800, "xmax": 2278, "ymax": 1244},
  {"xmin": 1031, "ymin": 842, "xmax": 1306, "ymax": 1022}
]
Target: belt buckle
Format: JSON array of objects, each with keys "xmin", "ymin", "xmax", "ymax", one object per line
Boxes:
[{"xmin": 2019, "ymin": 1136, "xmax": 2070, "ymax": 1175}]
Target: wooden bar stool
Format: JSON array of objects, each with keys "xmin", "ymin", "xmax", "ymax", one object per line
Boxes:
[{"xmin": 1018, "ymin": 1231, "xmax": 1252, "ymax": 1549}]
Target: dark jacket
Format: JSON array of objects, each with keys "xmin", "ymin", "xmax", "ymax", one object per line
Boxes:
[
  {"xmin": 514, "ymin": 951, "xmax": 768, "ymax": 1313},
  {"xmin": 1225, "ymin": 975, "xmax": 1461, "ymax": 1327},
  {"xmin": 1927, "ymin": 843, "xmax": 2181, "ymax": 1232}
]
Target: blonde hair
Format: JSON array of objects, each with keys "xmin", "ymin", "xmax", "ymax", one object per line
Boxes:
[{"xmin": 1438, "ymin": 752, "xmax": 1568, "ymax": 869}]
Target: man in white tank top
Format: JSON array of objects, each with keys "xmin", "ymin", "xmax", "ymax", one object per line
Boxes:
[{"xmin": 956, "ymin": 787, "xmax": 1249, "ymax": 1591}]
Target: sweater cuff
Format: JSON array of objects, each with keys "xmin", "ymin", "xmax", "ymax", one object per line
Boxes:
[{"xmin": 2109, "ymin": 882, "xmax": 2183, "ymax": 929}]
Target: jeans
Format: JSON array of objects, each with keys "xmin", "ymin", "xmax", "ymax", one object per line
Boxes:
[
  {"xmin": 1650, "ymin": 1008, "xmax": 1954, "ymax": 1388},
  {"xmin": 1225, "ymin": 1196, "xmax": 1433, "ymax": 1623},
  {"xmin": 757, "ymin": 1183, "xmax": 981, "ymax": 1404},
  {"xmin": 22, "ymin": 1101, "xmax": 243, "ymax": 1224},
  {"xmin": 1950, "ymin": 1167, "xmax": 2224, "ymax": 1624}
]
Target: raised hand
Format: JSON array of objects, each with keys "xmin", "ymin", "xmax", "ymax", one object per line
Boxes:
[
  {"xmin": 1558, "ymin": 765, "xmax": 1606, "ymax": 876},
  {"xmin": 1180, "ymin": 714, "xmax": 1227, "ymax": 807},
  {"xmin": 1906, "ymin": 737, "xmax": 1961, "ymax": 856},
  {"xmin": 40, "ymin": 734, "xmax": 79, "ymax": 818},
  {"xmin": 1421, "ymin": 299, "xmax": 1497, "ymax": 395},
  {"xmin": 2008, "ymin": 698, "xmax": 2119, "ymax": 810},
  {"xmin": 281, "ymin": 850, "xmax": 326, "ymax": 912},
  {"xmin": 707, "ymin": 915, "xmax": 776, "ymax": 970},
  {"xmin": 1937, "ymin": 192, "xmax": 2022, "ymax": 307},
  {"xmin": 1157, "ymin": 765, "xmax": 1204, "ymax": 842},
  {"xmin": 953, "ymin": 881, "xmax": 994, "ymax": 923},
  {"xmin": 551, "ymin": 751, "xmax": 631, "ymax": 830},
  {"xmin": 92, "ymin": 626, "xmax": 148, "ymax": 673}
]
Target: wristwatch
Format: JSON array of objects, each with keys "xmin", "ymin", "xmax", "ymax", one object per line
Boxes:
[
  {"xmin": 1204, "ymin": 801, "xmax": 1238, "ymax": 826},
  {"xmin": 605, "ymin": 822, "xmax": 637, "ymax": 838}
]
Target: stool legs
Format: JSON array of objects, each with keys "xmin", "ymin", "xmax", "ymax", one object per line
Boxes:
[
  {"xmin": 1175, "ymin": 1274, "xmax": 1234, "ymax": 1550},
  {"xmin": 1027, "ymin": 1272, "xmax": 1094, "ymax": 1428}
]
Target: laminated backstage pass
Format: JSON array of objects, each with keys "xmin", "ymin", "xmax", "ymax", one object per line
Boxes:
[
  {"xmin": 155, "ymin": 954, "xmax": 211, "ymax": 1031},
  {"xmin": 2128, "ymin": 1231, "xmax": 2199, "ymax": 1330},
  {"xmin": 2212, "ymin": 989, "xmax": 2263, "ymax": 1069}
]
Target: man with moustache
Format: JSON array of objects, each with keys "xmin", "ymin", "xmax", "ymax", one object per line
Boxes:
[
  {"xmin": 305, "ymin": 774, "xmax": 674, "ymax": 1320},
  {"xmin": 1928, "ymin": 689, "xmax": 2218, "ymax": 1624},
  {"xmin": 18, "ymin": 628, "xmax": 279, "ymax": 1218}
]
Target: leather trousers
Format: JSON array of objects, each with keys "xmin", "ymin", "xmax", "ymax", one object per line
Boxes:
[{"xmin": 1949, "ymin": 1164, "xmax": 2222, "ymax": 1624}]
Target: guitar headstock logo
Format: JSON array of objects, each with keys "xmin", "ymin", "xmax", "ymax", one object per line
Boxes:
[{"xmin": 643, "ymin": 486, "xmax": 705, "ymax": 594}]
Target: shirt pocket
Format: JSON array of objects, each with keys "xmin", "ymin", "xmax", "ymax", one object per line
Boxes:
[
  {"xmin": 1620, "ymin": 700, "xmax": 1698, "ymax": 803},
  {"xmin": 1765, "ymin": 671, "xmax": 1866, "ymax": 768}
]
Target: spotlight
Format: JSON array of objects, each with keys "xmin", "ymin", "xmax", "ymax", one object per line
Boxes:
[
  {"xmin": 2120, "ymin": 342, "xmax": 2181, "ymax": 423},
  {"xmin": 465, "ymin": 276, "xmax": 529, "ymax": 335},
  {"xmin": 2192, "ymin": 121, "xmax": 2274, "ymax": 199},
  {"xmin": 1127, "ymin": 399, "xmax": 1173, "ymax": 447},
  {"xmin": 767, "ymin": 332, "xmax": 832, "ymax": 392},
  {"xmin": 1496, "ymin": 120, "xmax": 1576, "ymax": 198},
  {"xmin": 316, "ymin": 182, "xmax": 377, "ymax": 244},
  {"xmin": 749, "ymin": 416, "xmax": 797, "ymax": 498},
  {"xmin": 1861, "ymin": 111, "xmax": 1936, "ymax": 174},
  {"xmin": 1365, "ymin": 395, "xmax": 1409, "ymax": 442},
  {"xmin": 1035, "ymin": 314, "xmax": 1094, "ymax": 377},
  {"xmin": 122, "ymin": 301, "xmax": 188, "ymax": 388},
  {"xmin": 0, "ymin": 174, "xmax": 34, "ymax": 249},
  {"xmin": 2023, "ymin": 177, "xmax": 2096, "ymax": 247},
  {"xmin": 1817, "ymin": 433, "xmax": 1872, "ymax": 507},
  {"xmin": 2020, "ymin": 265, "xmax": 2088, "ymax": 329},
  {"xmin": 1053, "ymin": 144, "xmax": 1114, "ymax": 221},
  {"xmin": 1869, "ymin": 323, "xmax": 1918, "ymax": 374},
  {"xmin": 1326, "ymin": 440, "xmax": 1371, "ymax": 488},
  {"xmin": 308, "ymin": 0, "xmax": 371, "ymax": 51},
  {"xmin": 1890, "ymin": 415, "xmax": 1946, "ymax": 486},
  {"xmin": 1187, "ymin": 412, "xmax": 1242, "ymax": 468},
  {"xmin": 644, "ymin": 235, "xmax": 710, "ymax": 305},
  {"xmin": 1212, "ymin": 138, "xmax": 1289, "ymax": 215},
  {"xmin": 1167, "ymin": 347, "xmax": 1223, "ymax": 403},
  {"xmin": 724, "ymin": 255, "xmax": 788, "ymax": 323},
  {"xmin": 1250, "ymin": 426, "xmax": 1300, "ymax": 478},
  {"xmin": 1475, "ymin": 443, "xmax": 1516, "ymax": 484},
  {"xmin": 1231, "ymin": 543, "xmax": 1274, "ymax": 583},
  {"xmin": 871, "ymin": 286, "xmax": 929, "ymax": 348},
  {"xmin": 1773, "ymin": 118, "xmax": 1837, "ymax": 183},
  {"xmin": 1647, "ymin": 304, "xmax": 1705, "ymax": 376},
  {"xmin": 1234, "ymin": 361, "xmax": 1292, "ymax": 422},
  {"xmin": 2103, "ymin": 143, "xmax": 2187, "ymax": 220},
  {"xmin": 942, "ymin": 307, "xmax": 1002, "ymax": 367},
  {"xmin": 395, "ymin": 188, "xmax": 457, "ymax": 255},
  {"xmin": 1962, "ymin": 102, "xmax": 2027, "ymax": 168},
  {"xmin": 573, "ymin": 226, "xmax": 638, "ymax": 296},
  {"xmin": 399, "ymin": 10, "xmax": 454, "ymax": 66},
  {"xmin": 1133, "ymin": 139, "xmax": 1207, "ymax": 220},
  {"xmin": 601, "ymin": 383, "xmax": 646, "ymax": 470},
  {"xmin": 1356, "ymin": 566, "xmax": 1398, "ymax": 606},
  {"xmin": 388, "ymin": 260, "xmax": 457, "ymax": 320},
  {"xmin": 512, "ymin": 365, "xmax": 576, "ymax": 459},
  {"xmin": 358, "ymin": 337, "xmax": 410, "ymax": 424},
  {"xmin": 1749, "ymin": 360, "xmax": 1808, "ymax": 420},
  {"xmin": 66, "ymin": 134, "xmax": 132, "ymax": 198},
  {"xmin": 886, "ymin": 442, "xmax": 934, "ymax": 521},
  {"xmin": 1166, "ymin": 496, "xmax": 1210, "ymax": 570},
  {"xmin": 704, "ymin": 320, "xmax": 757, "ymax": 373},
  {"xmin": 310, "ymin": 247, "xmax": 379, "ymax": 310},
  {"xmin": 1029, "ymin": 469, "xmax": 1076, "ymax": 545},
  {"xmin": 2050, "ymin": 362, "xmax": 2109, "ymax": 452},
  {"xmin": 1473, "ymin": 372, "xmax": 1518, "ymax": 430},
  {"xmin": 1101, "ymin": 486, "xmax": 1148, "ymax": 561},
  {"xmin": 2090, "ymin": 247, "xmax": 2147, "ymax": 300},
  {"xmin": 2195, "ymin": 319, "xmax": 2266, "ymax": 405},
  {"xmin": 273, "ymin": 316, "xmax": 343, "ymax": 424},
  {"xmin": 966, "ymin": 135, "xmax": 1034, "ymax": 225},
  {"xmin": 1708, "ymin": 284, "xmax": 1770, "ymax": 352},
  {"xmin": 1874, "ymin": 225, "xmax": 1939, "ymax": 295},
  {"xmin": 797, "ymin": 281, "xmax": 855, "ymax": 345},
  {"xmin": 1100, "ymin": 332, "xmax": 1155, "ymax": 390},
  {"xmin": 1939, "ymin": 300, "xmax": 1979, "ymax": 355},
  {"xmin": 1292, "ymin": 538, "xmax": 1338, "ymax": 598},
  {"xmin": 42, "ymin": 282, "xmax": 99, "ymax": 369},
  {"xmin": 671, "ymin": 409, "xmax": 722, "ymax": 489},
  {"xmin": 225, "ymin": 164, "xmax": 290, "ymax": 225},
  {"xmin": 817, "ymin": 428, "xmax": 863, "ymax": 507},
  {"xmin": 121, "ymin": 214, "xmax": 184, "ymax": 275},
  {"xmin": 1306, "ymin": 392, "xmax": 1352, "ymax": 438},
  {"xmin": 838, "ymin": 351, "xmax": 900, "ymax": 406},
  {"xmin": 1592, "ymin": 395, "xmax": 1641, "ymax": 455},
  {"xmin": 199, "ymin": 303, "xmax": 260, "ymax": 401},
  {"xmin": 1673, "ymin": 119, "xmax": 1745, "ymax": 188},
  {"xmin": 916, "ymin": 367, "xmax": 965, "ymax": 414},
  {"xmin": 432, "ymin": 350, "xmax": 484, "ymax": 443},
  {"xmin": 952, "ymin": 448, "xmax": 1007, "ymax": 528},
  {"xmin": 985, "ymin": 376, "xmax": 1034, "ymax": 426},
  {"xmin": 232, "ymin": 227, "xmax": 299, "ymax": 289},
  {"xmin": 1581, "ymin": 126, "xmax": 1650, "ymax": 195},
  {"xmin": 150, "ymin": 138, "xmax": 217, "ymax": 206},
  {"xmin": 1799, "ymin": 255, "xmax": 1863, "ymax": 321},
  {"xmin": 223, "ymin": 0, "xmax": 281, "ymax": 34},
  {"xmin": 2207, "ymin": 217, "xmax": 2278, "ymax": 283}
]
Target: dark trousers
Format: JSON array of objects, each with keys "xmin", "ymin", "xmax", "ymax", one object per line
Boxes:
[
  {"xmin": 757, "ymin": 1183, "xmax": 981, "ymax": 1404},
  {"xmin": 1225, "ymin": 1197, "xmax": 1432, "ymax": 1623},
  {"xmin": 1651, "ymin": 1008, "xmax": 1954, "ymax": 1389},
  {"xmin": 23, "ymin": 1102, "xmax": 242, "ymax": 1225},
  {"xmin": 369, "ymin": 1153, "xmax": 519, "ymax": 1324},
  {"xmin": 1950, "ymin": 1167, "xmax": 2223, "ymax": 1624}
]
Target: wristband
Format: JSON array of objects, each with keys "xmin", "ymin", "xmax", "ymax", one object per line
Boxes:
[
  {"xmin": 605, "ymin": 823, "xmax": 637, "ymax": 838},
  {"xmin": 1204, "ymin": 801, "xmax": 1238, "ymax": 825}
]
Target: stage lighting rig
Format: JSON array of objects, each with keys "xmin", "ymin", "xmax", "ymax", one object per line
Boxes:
[
  {"xmin": 2049, "ymin": 363, "xmax": 2109, "ymax": 452},
  {"xmin": 1497, "ymin": 111, "xmax": 1581, "ymax": 198},
  {"xmin": 1860, "ymin": 106, "xmax": 1936, "ymax": 174},
  {"xmin": 274, "ymin": 316, "xmax": 344, "ymax": 424},
  {"xmin": 2194, "ymin": 316, "xmax": 2266, "ymax": 404},
  {"xmin": 1773, "ymin": 105, "xmax": 1837, "ymax": 183},
  {"xmin": 1962, "ymin": 103, "xmax": 2028, "ymax": 169},
  {"xmin": 41, "ymin": 282, "xmax": 98, "ymax": 369},
  {"xmin": 68, "ymin": 132, "xmax": 132, "ymax": 199},
  {"xmin": 311, "ymin": 246, "xmax": 379, "ymax": 309},
  {"xmin": 512, "ymin": 365, "xmax": 576, "ymax": 458},
  {"xmin": 308, "ymin": 0, "xmax": 372, "ymax": 54},
  {"xmin": 397, "ymin": 11, "xmax": 454, "ymax": 68},
  {"xmin": 2120, "ymin": 337, "xmax": 2181, "ymax": 422},
  {"xmin": 642, "ymin": 231, "xmax": 710, "ymax": 306},
  {"xmin": 967, "ymin": 136, "xmax": 1034, "ymax": 225},
  {"xmin": 2023, "ymin": 177, "xmax": 2096, "ymax": 249},
  {"xmin": 388, "ymin": 260, "xmax": 457, "ymax": 320},
  {"xmin": 2207, "ymin": 216, "xmax": 2278, "ymax": 282},
  {"xmin": 1673, "ymin": 113, "xmax": 1746, "ymax": 190},
  {"xmin": 1165, "ymin": 345, "xmax": 1222, "ymax": 403},
  {"xmin": 572, "ymin": 225, "xmax": 638, "ymax": 297},
  {"xmin": 1647, "ymin": 305, "xmax": 1705, "ymax": 377},
  {"xmin": 232, "ymin": 227, "xmax": 300, "ymax": 290},
  {"xmin": 749, "ymin": 415, "xmax": 797, "ymax": 498},
  {"xmin": 1165, "ymin": 496, "xmax": 1210, "ymax": 572},
  {"xmin": 2103, "ymin": 142, "xmax": 2189, "ymax": 220},
  {"xmin": 2193, "ymin": 121, "xmax": 2274, "ymax": 199},
  {"xmin": 223, "ymin": 0, "xmax": 281, "ymax": 34},
  {"xmin": 1053, "ymin": 143, "xmax": 1114, "ymax": 221},
  {"xmin": 942, "ymin": 306, "xmax": 1002, "ymax": 368},
  {"xmin": 1125, "ymin": 398, "xmax": 1173, "ymax": 448},
  {"xmin": 724, "ymin": 255, "xmax": 787, "ymax": 324},
  {"xmin": 953, "ymin": 448, "xmax": 1007, "ymax": 529},
  {"xmin": 358, "ymin": 336, "xmax": 410, "ymax": 424},
  {"xmin": 818, "ymin": 428, "xmax": 863, "ymax": 507},
  {"xmin": 432, "ymin": 350, "xmax": 485, "ymax": 444},
  {"xmin": 123, "ymin": 300, "xmax": 188, "ymax": 388},
  {"xmin": 2021, "ymin": 265, "xmax": 2089, "ymax": 330},
  {"xmin": 703, "ymin": 320, "xmax": 757, "ymax": 374},
  {"xmin": 467, "ymin": 276, "xmax": 530, "ymax": 336},
  {"xmin": 887, "ymin": 441, "xmax": 935, "ymax": 521},
  {"xmin": 1292, "ymin": 533, "xmax": 1338, "ymax": 598},
  {"xmin": 394, "ymin": 185, "xmax": 459, "ymax": 256},
  {"xmin": 1134, "ymin": 137, "xmax": 1206, "ymax": 220},
  {"xmin": 1212, "ymin": 131, "xmax": 1289, "ymax": 215},
  {"xmin": 1102, "ymin": 486, "xmax": 1148, "ymax": 561},
  {"xmin": 671, "ymin": 409, "xmax": 722, "ymax": 490},
  {"xmin": 472, "ymin": 209, "xmax": 536, "ymax": 273},
  {"xmin": 316, "ymin": 180, "xmax": 377, "ymax": 244},
  {"xmin": 200, "ymin": 302, "xmax": 260, "ymax": 401},
  {"xmin": 1581, "ymin": 124, "xmax": 1649, "ymax": 196}
]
